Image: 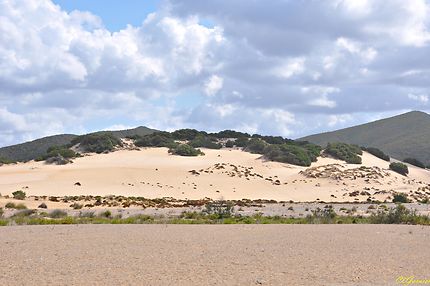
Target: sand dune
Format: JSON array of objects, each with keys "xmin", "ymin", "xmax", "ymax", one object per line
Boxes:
[{"xmin": 0, "ymin": 147, "xmax": 429, "ymax": 202}]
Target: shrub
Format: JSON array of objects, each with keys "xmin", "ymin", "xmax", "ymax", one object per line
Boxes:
[
  {"xmin": 324, "ymin": 142, "xmax": 362, "ymax": 164},
  {"xmin": 369, "ymin": 204, "xmax": 429, "ymax": 225},
  {"xmin": 12, "ymin": 190, "xmax": 26, "ymax": 200},
  {"xmin": 264, "ymin": 144, "xmax": 312, "ymax": 166},
  {"xmin": 203, "ymin": 200, "xmax": 234, "ymax": 219},
  {"xmin": 392, "ymin": 193, "xmax": 410, "ymax": 203},
  {"xmin": 168, "ymin": 144, "xmax": 204, "ymax": 156},
  {"xmin": 35, "ymin": 145, "xmax": 78, "ymax": 162},
  {"xmin": 213, "ymin": 130, "xmax": 251, "ymax": 139},
  {"xmin": 70, "ymin": 203, "xmax": 83, "ymax": 210},
  {"xmin": 71, "ymin": 132, "xmax": 122, "ymax": 153},
  {"xmin": 189, "ymin": 135, "xmax": 222, "ymax": 149},
  {"xmin": 390, "ymin": 162, "xmax": 409, "ymax": 176},
  {"xmin": 171, "ymin": 129, "xmax": 204, "ymax": 140},
  {"xmin": 134, "ymin": 132, "xmax": 175, "ymax": 148},
  {"xmin": 225, "ymin": 140, "xmax": 235, "ymax": 148},
  {"xmin": 245, "ymin": 138, "xmax": 268, "ymax": 154},
  {"xmin": 49, "ymin": 210, "xmax": 68, "ymax": 218},
  {"xmin": 0, "ymin": 157, "xmax": 16, "ymax": 165},
  {"xmin": 5, "ymin": 202, "xmax": 27, "ymax": 209},
  {"xmin": 403, "ymin": 158, "xmax": 425, "ymax": 169},
  {"xmin": 235, "ymin": 137, "xmax": 249, "ymax": 147},
  {"xmin": 362, "ymin": 147, "xmax": 390, "ymax": 161},
  {"xmin": 100, "ymin": 210, "xmax": 112, "ymax": 218},
  {"xmin": 0, "ymin": 208, "xmax": 3, "ymax": 218}
]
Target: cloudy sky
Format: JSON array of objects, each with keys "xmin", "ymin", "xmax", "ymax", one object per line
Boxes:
[{"xmin": 1, "ymin": 0, "xmax": 430, "ymax": 147}]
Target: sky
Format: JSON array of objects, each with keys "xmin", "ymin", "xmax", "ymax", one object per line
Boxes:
[{"xmin": 1, "ymin": 0, "xmax": 430, "ymax": 147}]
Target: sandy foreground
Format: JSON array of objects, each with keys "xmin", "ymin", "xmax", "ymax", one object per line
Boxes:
[
  {"xmin": 1, "ymin": 147, "xmax": 429, "ymax": 203},
  {"xmin": 0, "ymin": 224, "xmax": 428, "ymax": 286}
]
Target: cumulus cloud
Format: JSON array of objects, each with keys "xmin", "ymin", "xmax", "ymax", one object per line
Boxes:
[{"xmin": 1, "ymin": 0, "xmax": 430, "ymax": 146}]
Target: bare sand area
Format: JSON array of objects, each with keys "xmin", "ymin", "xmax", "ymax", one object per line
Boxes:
[
  {"xmin": 1, "ymin": 147, "xmax": 429, "ymax": 203},
  {"xmin": 0, "ymin": 224, "xmax": 428, "ymax": 286}
]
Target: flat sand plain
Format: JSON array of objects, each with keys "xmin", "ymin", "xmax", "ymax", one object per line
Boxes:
[{"xmin": 0, "ymin": 224, "xmax": 429, "ymax": 286}]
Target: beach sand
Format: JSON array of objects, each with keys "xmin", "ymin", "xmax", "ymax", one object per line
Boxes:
[
  {"xmin": 0, "ymin": 224, "xmax": 428, "ymax": 285},
  {"xmin": 0, "ymin": 148, "xmax": 429, "ymax": 203}
]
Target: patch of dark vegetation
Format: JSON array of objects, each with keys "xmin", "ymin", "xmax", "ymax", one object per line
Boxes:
[
  {"xmin": 403, "ymin": 157, "xmax": 426, "ymax": 169},
  {"xmin": 5, "ymin": 202, "xmax": 27, "ymax": 210},
  {"xmin": 189, "ymin": 135, "xmax": 222, "ymax": 149},
  {"xmin": 389, "ymin": 162, "xmax": 409, "ymax": 176},
  {"xmin": 0, "ymin": 157, "xmax": 16, "ymax": 165},
  {"xmin": 361, "ymin": 147, "xmax": 390, "ymax": 161},
  {"xmin": 12, "ymin": 190, "xmax": 26, "ymax": 200},
  {"xmin": 71, "ymin": 132, "xmax": 122, "ymax": 153},
  {"xmin": 369, "ymin": 204, "xmax": 429, "ymax": 225},
  {"xmin": 35, "ymin": 145, "xmax": 79, "ymax": 164},
  {"xmin": 168, "ymin": 144, "xmax": 204, "ymax": 156},
  {"xmin": 392, "ymin": 193, "xmax": 410, "ymax": 203},
  {"xmin": 324, "ymin": 142, "xmax": 362, "ymax": 164},
  {"xmin": 134, "ymin": 132, "xmax": 177, "ymax": 148}
]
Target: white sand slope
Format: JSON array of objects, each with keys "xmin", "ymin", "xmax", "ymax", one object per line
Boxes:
[{"xmin": 0, "ymin": 148, "xmax": 429, "ymax": 202}]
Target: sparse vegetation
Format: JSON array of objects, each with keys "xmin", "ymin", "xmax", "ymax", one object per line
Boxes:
[
  {"xmin": 12, "ymin": 190, "xmax": 26, "ymax": 200},
  {"xmin": 403, "ymin": 158, "xmax": 425, "ymax": 169},
  {"xmin": 35, "ymin": 145, "xmax": 78, "ymax": 162},
  {"xmin": 324, "ymin": 142, "xmax": 362, "ymax": 164},
  {"xmin": 203, "ymin": 200, "xmax": 234, "ymax": 219},
  {"xmin": 71, "ymin": 132, "xmax": 122, "ymax": 153},
  {"xmin": 392, "ymin": 193, "xmax": 410, "ymax": 203},
  {"xmin": 389, "ymin": 162, "xmax": 409, "ymax": 176},
  {"xmin": 168, "ymin": 144, "xmax": 204, "ymax": 156},
  {"xmin": 5, "ymin": 202, "xmax": 27, "ymax": 209}
]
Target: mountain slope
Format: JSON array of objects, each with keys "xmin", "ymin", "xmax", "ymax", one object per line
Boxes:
[
  {"xmin": 300, "ymin": 111, "xmax": 430, "ymax": 164},
  {"xmin": 0, "ymin": 126, "xmax": 157, "ymax": 162}
]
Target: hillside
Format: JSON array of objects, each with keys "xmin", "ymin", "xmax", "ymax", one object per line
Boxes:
[
  {"xmin": 0, "ymin": 126, "xmax": 156, "ymax": 162},
  {"xmin": 300, "ymin": 111, "xmax": 430, "ymax": 165}
]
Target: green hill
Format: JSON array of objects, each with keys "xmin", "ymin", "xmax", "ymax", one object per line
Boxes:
[
  {"xmin": 300, "ymin": 111, "xmax": 430, "ymax": 164},
  {"xmin": 0, "ymin": 126, "xmax": 156, "ymax": 162}
]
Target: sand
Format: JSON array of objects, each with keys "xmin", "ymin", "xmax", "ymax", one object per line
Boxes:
[
  {"xmin": 0, "ymin": 224, "xmax": 428, "ymax": 285},
  {"xmin": 0, "ymin": 148, "xmax": 429, "ymax": 203}
]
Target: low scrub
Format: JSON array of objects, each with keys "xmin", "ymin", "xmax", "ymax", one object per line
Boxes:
[
  {"xmin": 168, "ymin": 144, "xmax": 204, "ymax": 156},
  {"xmin": 324, "ymin": 142, "xmax": 362, "ymax": 164},
  {"xmin": 12, "ymin": 190, "xmax": 26, "ymax": 200},
  {"xmin": 369, "ymin": 204, "xmax": 429, "ymax": 225},
  {"xmin": 389, "ymin": 162, "xmax": 409, "ymax": 176},
  {"xmin": 5, "ymin": 202, "xmax": 27, "ymax": 209},
  {"xmin": 71, "ymin": 132, "xmax": 122, "ymax": 153}
]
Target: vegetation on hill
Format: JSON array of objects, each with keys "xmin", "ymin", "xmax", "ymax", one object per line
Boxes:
[
  {"xmin": 168, "ymin": 144, "xmax": 204, "ymax": 156},
  {"xmin": 189, "ymin": 135, "xmax": 222, "ymax": 149},
  {"xmin": 389, "ymin": 162, "xmax": 409, "ymax": 176},
  {"xmin": 361, "ymin": 147, "xmax": 390, "ymax": 161},
  {"xmin": 134, "ymin": 132, "xmax": 176, "ymax": 148},
  {"xmin": 300, "ymin": 111, "xmax": 430, "ymax": 165},
  {"xmin": 71, "ymin": 132, "xmax": 122, "ymax": 153},
  {"xmin": 35, "ymin": 145, "xmax": 79, "ymax": 162},
  {"xmin": 403, "ymin": 158, "xmax": 425, "ymax": 169},
  {"xmin": 0, "ymin": 157, "xmax": 16, "ymax": 165},
  {"xmin": 324, "ymin": 142, "xmax": 362, "ymax": 164}
]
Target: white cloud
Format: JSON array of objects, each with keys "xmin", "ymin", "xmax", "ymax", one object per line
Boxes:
[
  {"xmin": 408, "ymin": 93, "xmax": 429, "ymax": 104},
  {"xmin": 204, "ymin": 75, "xmax": 224, "ymax": 96},
  {"xmin": 274, "ymin": 57, "xmax": 305, "ymax": 79}
]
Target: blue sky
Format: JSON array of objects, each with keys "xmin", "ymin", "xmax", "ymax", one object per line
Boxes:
[
  {"xmin": 0, "ymin": 0, "xmax": 429, "ymax": 146},
  {"xmin": 53, "ymin": 0, "xmax": 159, "ymax": 31}
]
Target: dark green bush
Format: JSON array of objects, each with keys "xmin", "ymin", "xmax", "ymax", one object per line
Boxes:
[
  {"xmin": 0, "ymin": 157, "xmax": 16, "ymax": 165},
  {"xmin": 264, "ymin": 144, "xmax": 311, "ymax": 166},
  {"xmin": 36, "ymin": 145, "xmax": 78, "ymax": 161},
  {"xmin": 245, "ymin": 138, "xmax": 268, "ymax": 154},
  {"xmin": 362, "ymin": 147, "xmax": 390, "ymax": 161},
  {"xmin": 168, "ymin": 144, "xmax": 204, "ymax": 156},
  {"xmin": 135, "ymin": 132, "xmax": 176, "ymax": 148},
  {"xmin": 389, "ymin": 162, "xmax": 409, "ymax": 176},
  {"xmin": 71, "ymin": 132, "xmax": 122, "ymax": 153},
  {"xmin": 324, "ymin": 142, "xmax": 362, "ymax": 164},
  {"xmin": 203, "ymin": 200, "xmax": 234, "ymax": 219},
  {"xmin": 12, "ymin": 190, "xmax": 26, "ymax": 200},
  {"xmin": 189, "ymin": 135, "xmax": 222, "ymax": 149},
  {"xmin": 213, "ymin": 130, "xmax": 250, "ymax": 139},
  {"xmin": 225, "ymin": 140, "xmax": 235, "ymax": 148},
  {"xmin": 392, "ymin": 193, "xmax": 410, "ymax": 203},
  {"xmin": 235, "ymin": 137, "xmax": 249, "ymax": 147},
  {"xmin": 171, "ymin": 129, "xmax": 205, "ymax": 140},
  {"xmin": 403, "ymin": 158, "xmax": 425, "ymax": 169}
]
